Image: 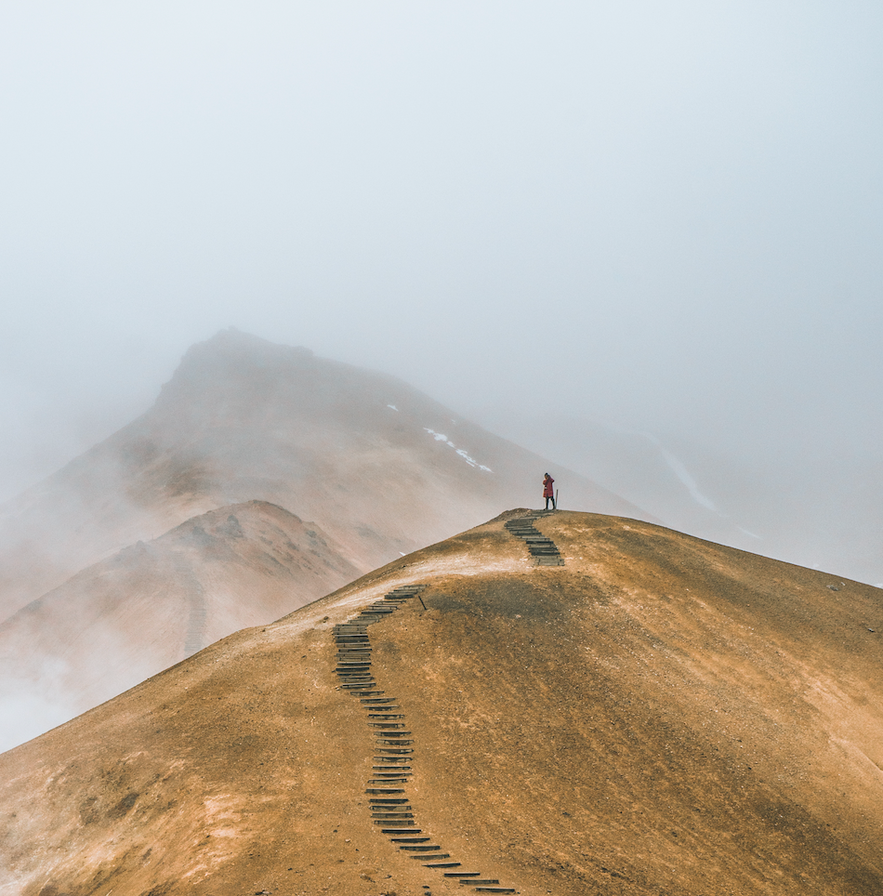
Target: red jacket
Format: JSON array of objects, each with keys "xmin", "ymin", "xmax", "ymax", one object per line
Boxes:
[{"xmin": 543, "ymin": 476, "xmax": 554, "ymax": 497}]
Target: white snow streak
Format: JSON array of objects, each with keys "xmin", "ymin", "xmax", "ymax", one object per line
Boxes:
[
  {"xmin": 424, "ymin": 428, "xmax": 492, "ymax": 472},
  {"xmin": 637, "ymin": 431, "xmax": 720, "ymax": 513},
  {"xmin": 387, "ymin": 404, "xmax": 399, "ymax": 411},
  {"xmin": 737, "ymin": 526, "xmax": 762, "ymax": 539}
]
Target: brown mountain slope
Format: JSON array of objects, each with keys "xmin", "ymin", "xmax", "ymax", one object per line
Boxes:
[
  {"xmin": 3, "ymin": 511, "xmax": 881, "ymax": 896},
  {"xmin": 0, "ymin": 329, "xmax": 647, "ymax": 623},
  {"xmin": 0, "ymin": 501, "xmax": 358, "ymax": 751}
]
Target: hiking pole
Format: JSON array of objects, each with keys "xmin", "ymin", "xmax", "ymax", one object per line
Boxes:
[{"xmin": 555, "ymin": 488, "xmax": 559, "ymax": 510}]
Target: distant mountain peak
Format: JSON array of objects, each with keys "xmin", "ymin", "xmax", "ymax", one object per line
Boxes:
[
  {"xmin": 154, "ymin": 329, "xmax": 317, "ymax": 410},
  {"xmin": 171, "ymin": 328, "xmax": 313, "ymax": 376},
  {"xmin": 201, "ymin": 327, "xmax": 313, "ymax": 356},
  {"xmin": 0, "ymin": 331, "xmax": 647, "ymax": 649}
]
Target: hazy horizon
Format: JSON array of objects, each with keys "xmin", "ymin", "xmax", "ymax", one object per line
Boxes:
[{"xmin": 2, "ymin": 3, "xmax": 881, "ymax": 535}]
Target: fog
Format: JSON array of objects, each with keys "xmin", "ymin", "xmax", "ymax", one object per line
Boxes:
[{"xmin": 1, "ymin": 3, "xmax": 881, "ymax": 563}]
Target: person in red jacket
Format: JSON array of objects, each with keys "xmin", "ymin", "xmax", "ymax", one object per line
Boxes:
[{"xmin": 543, "ymin": 473, "xmax": 556, "ymax": 510}]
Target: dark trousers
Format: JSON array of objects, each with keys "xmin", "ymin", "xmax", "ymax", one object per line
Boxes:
[{"xmin": 545, "ymin": 496, "xmax": 556, "ymax": 510}]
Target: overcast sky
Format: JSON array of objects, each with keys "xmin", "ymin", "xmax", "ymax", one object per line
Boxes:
[{"xmin": 1, "ymin": 1, "xmax": 881, "ymax": 501}]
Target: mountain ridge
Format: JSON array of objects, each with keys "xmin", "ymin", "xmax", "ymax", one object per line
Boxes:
[
  {"xmin": 1, "ymin": 510, "xmax": 880, "ymax": 895},
  {"xmin": 0, "ymin": 330, "xmax": 650, "ymax": 749},
  {"xmin": 0, "ymin": 329, "xmax": 649, "ymax": 621},
  {"xmin": 0, "ymin": 500, "xmax": 359, "ymax": 751}
]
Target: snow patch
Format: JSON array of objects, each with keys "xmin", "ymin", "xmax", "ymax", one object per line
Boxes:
[
  {"xmin": 427, "ymin": 429, "xmax": 454, "ymax": 446},
  {"xmin": 424, "ymin": 428, "xmax": 492, "ymax": 472},
  {"xmin": 387, "ymin": 404, "xmax": 399, "ymax": 411}
]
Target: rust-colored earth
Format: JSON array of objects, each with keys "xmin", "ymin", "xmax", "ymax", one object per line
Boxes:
[
  {"xmin": 0, "ymin": 501, "xmax": 359, "ymax": 740},
  {"xmin": 0, "ymin": 330, "xmax": 647, "ymax": 750},
  {"xmin": 0, "ymin": 330, "xmax": 645, "ymax": 623},
  {"xmin": 2, "ymin": 510, "xmax": 881, "ymax": 895}
]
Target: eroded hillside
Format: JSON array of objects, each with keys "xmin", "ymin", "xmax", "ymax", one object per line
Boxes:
[
  {"xmin": 0, "ymin": 501, "xmax": 358, "ymax": 749},
  {"xmin": 1, "ymin": 511, "xmax": 881, "ymax": 895},
  {"xmin": 0, "ymin": 330, "xmax": 647, "ymax": 750},
  {"xmin": 0, "ymin": 330, "xmax": 645, "ymax": 622}
]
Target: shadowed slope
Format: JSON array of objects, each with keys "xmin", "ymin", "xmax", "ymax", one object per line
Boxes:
[
  {"xmin": 1, "ymin": 511, "xmax": 880, "ymax": 895},
  {"xmin": 0, "ymin": 501, "xmax": 358, "ymax": 751}
]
